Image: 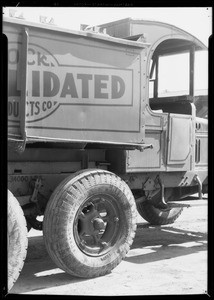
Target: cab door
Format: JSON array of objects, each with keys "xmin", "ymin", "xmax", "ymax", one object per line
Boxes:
[{"xmin": 167, "ymin": 113, "xmax": 193, "ymax": 170}]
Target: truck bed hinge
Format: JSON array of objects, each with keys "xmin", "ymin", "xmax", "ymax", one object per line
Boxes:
[{"xmin": 135, "ymin": 143, "xmax": 153, "ymax": 152}]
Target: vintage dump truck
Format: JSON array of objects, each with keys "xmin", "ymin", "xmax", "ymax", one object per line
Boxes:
[{"xmin": 4, "ymin": 16, "xmax": 208, "ymax": 290}]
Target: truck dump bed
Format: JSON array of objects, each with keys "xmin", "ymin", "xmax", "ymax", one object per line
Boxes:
[{"xmin": 4, "ymin": 17, "xmax": 149, "ymax": 149}]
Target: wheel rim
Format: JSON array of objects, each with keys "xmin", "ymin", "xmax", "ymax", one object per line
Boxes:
[{"xmin": 74, "ymin": 193, "xmax": 122, "ymax": 256}]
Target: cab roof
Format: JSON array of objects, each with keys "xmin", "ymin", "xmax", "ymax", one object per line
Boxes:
[{"xmin": 97, "ymin": 18, "xmax": 207, "ymax": 51}]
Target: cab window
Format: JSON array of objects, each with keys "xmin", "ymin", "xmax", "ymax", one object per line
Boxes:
[{"xmin": 149, "ymin": 39, "xmax": 208, "ymax": 118}]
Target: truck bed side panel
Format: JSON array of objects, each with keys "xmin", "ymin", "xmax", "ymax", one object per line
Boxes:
[{"xmin": 5, "ymin": 22, "xmax": 146, "ymax": 145}]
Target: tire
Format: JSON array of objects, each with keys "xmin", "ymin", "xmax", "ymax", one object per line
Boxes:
[
  {"xmin": 43, "ymin": 169, "xmax": 137, "ymax": 278},
  {"xmin": 8, "ymin": 190, "xmax": 28, "ymax": 291},
  {"xmin": 137, "ymin": 200, "xmax": 183, "ymax": 225}
]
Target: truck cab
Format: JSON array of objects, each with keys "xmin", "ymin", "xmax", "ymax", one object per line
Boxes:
[{"xmin": 98, "ymin": 18, "xmax": 208, "ymax": 198}]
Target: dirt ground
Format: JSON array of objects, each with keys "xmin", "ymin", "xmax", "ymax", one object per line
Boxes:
[{"xmin": 9, "ymin": 196, "xmax": 208, "ymax": 296}]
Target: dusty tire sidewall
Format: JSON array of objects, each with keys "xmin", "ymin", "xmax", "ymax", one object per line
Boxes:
[
  {"xmin": 66, "ymin": 184, "xmax": 133, "ymax": 267},
  {"xmin": 43, "ymin": 171, "xmax": 136, "ymax": 276},
  {"xmin": 8, "ymin": 191, "xmax": 28, "ymax": 291}
]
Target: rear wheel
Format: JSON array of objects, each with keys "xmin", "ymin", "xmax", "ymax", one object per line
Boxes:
[
  {"xmin": 8, "ymin": 190, "xmax": 28, "ymax": 291},
  {"xmin": 43, "ymin": 169, "xmax": 137, "ymax": 278}
]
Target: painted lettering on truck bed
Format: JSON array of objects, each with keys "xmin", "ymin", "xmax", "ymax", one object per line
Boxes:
[{"xmin": 8, "ymin": 43, "xmax": 133, "ymax": 123}]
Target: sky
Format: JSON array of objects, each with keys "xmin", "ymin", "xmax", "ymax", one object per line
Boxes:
[{"xmin": 3, "ymin": 7, "xmax": 212, "ymax": 46}]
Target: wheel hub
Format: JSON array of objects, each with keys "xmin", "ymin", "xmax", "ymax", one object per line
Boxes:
[
  {"xmin": 74, "ymin": 194, "xmax": 121, "ymax": 256},
  {"xmin": 93, "ymin": 218, "xmax": 105, "ymax": 230}
]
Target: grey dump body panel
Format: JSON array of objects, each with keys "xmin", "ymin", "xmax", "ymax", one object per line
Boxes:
[{"xmin": 5, "ymin": 17, "xmax": 151, "ymax": 150}]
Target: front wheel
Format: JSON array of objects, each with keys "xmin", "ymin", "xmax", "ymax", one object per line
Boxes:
[
  {"xmin": 137, "ymin": 200, "xmax": 183, "ymax": 225},
  {"xmin": 43, "ymin": 169, "xmax": 137, "ymax": 278}
]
